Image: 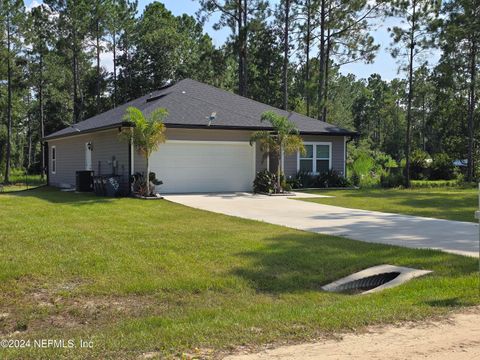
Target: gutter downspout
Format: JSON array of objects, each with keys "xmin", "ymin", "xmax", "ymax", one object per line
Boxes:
[
  {"xmin": 128, "ymin": 128, "xmax": 134, "ymax": 195},
  {"xmin": 45, "ymin": 142, "xmax": 49, "ymax": 186}
]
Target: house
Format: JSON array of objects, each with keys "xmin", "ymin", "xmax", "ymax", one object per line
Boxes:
[{"xmin": 44, "ymin": 79, "xmax": 356, "ymax": 194}]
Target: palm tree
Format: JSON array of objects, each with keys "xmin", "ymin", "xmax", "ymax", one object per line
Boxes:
[
  {"xmin": 121, "ymin": 106, "xmax": 168, "ymax": 196},
  {"xmin": 250, "ymin": 111, "xmax": 305, "ymax": 192}
]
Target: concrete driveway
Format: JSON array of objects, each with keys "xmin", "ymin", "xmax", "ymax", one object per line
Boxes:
[{"xmin": 165, "ymin": 192, "xmax": 479, "ymax": 257}]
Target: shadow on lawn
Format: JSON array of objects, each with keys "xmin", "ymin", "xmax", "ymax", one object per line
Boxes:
[
  {"xmin": 230, "ymin": 233, "xmax": 476, "ymax": 294},
  {"xmin": 233, "ymin": 234, "xmax": 477, "ymax": 293},
  {"xmin": 0, "ymin": 186, "xmax": 114, "ymax": 205}
]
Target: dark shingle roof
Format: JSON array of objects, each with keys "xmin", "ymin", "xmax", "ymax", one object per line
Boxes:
[{"xmin": 45, "ymin": 78, "xmax": 356, "ymax": 139}]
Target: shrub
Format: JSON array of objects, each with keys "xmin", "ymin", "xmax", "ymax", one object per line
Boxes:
[
  {"xmin": 410, "ymin": 149, "xmax": 430, "ymax": 180},
  {"xmin": 294, "ymin": 171, "xmax": 317, "ymax": 188},
  {"xmin": 376, "ymin": 153, "xmax": 398, "ymax": 169},
  {"xmin": 351, "ymin": 152, "xmax": 375, "ymax": 178},
  {"xmin": 380, "ymin": 172, "xmax": 404, "ymax": 188},
  {"xmin": 317, "ymin": 170, "xmax": 351, "ymax": 188},
  {"xmin": 430, "ymin": 153, "xmax": 455, "ymax": 180},
  {"xmin": 131, "ymin": 172, "xmax": 162, "ymax": 196},
  {"xmin": 253, "ymin": 170, "xmax": 278, "ymax": 193}
]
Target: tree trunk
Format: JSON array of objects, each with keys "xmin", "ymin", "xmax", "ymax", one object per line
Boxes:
[
  {"xmin": 112, "ymin": 29, "xmax": 117, "ymax": 107},
  {"xmin": 318, "ymin": 0, "xmax": 326, "ymax": 120},
  {"xmin": 145, "ymin": 154, "xmax": 150, "ymax": 196},
  {"xmin": 243, "ymin": 0, "xmax": 248, "ymax": 96},
  {"xmin": 237, "ymin": 0, "xmax": 248, "ymax": 96},
  {"xmin": 282, "ymin": 0, "xmax": 290, "ymax": 111},
  {"xmin": 4, "ymin": 15, "xmax": 12, "ymax": 184},
  {"xmin": 323, "ymin": 27, "xmax": 331, "ymax": 122},
  {"xmin": 96, "ymin": 18, "xmax": 101, "ymax": 114},
  {"xmin": 405, "ymin": 0, "xmax": 416, "ymax": 188},
  {"xmin": 73, "ymin": 31, "xmax": 79, "ymax": 123},
  {"xmin": 467, "ymin": 36, "xmax": 477, "ymax": 182},
  {"xmin": 276, "ymin": 147, "xmax": 282, "ymax": 192},
  {"xmin": 305, "ymin": 0, "xmax": 311, "ymax": 117},
  {"xmin": 40, "ymin": 54, "xmax": 45, "ymax": 179}
]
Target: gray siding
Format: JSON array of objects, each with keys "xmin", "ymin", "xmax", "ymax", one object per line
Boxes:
[
  {"xmin": 284, "ymin": 135, "xmax": 346, "ymax": 178},
  {"xmin": 48, "ymin": 126, "xmax": 345, "ymax": 189},
  {"xmin": 48, "ymin": 129, "xmax": 129, "ymax": 188}
]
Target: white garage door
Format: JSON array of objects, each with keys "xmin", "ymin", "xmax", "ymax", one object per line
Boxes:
[{"xmin": 150, "ymin": 140, "xmax": 255, "ymax": 193}]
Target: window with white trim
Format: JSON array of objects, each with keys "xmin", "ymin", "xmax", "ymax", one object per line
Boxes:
[
  {"xmin": 51, "ymin": 146, "xmax": 56, "ymax": 174},
  {"xmin": 298, "ymin": 143, "xmax": 331, "ymax": 174}
]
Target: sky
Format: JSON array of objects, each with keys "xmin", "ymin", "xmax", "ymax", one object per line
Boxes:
[{"xmin": 25, "ymin": 0, "xmax": 439, "ymax": 82}]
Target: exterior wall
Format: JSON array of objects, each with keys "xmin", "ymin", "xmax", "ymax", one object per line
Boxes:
[
  {"xmin": 48, "ymin": 129, "xmax": 129, "ymax": 188},
  {"xmin": 284, "ymin": 135, "xmax": 346, "ymax": 178},
  {"xmin": 48, "ymin": 126, "xmax": 345, "ymax": 189}
]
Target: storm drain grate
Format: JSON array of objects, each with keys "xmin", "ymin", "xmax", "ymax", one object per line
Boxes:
[{"xmin": 322, "ymin": 265, "xmax": 432, "ymax": 295}]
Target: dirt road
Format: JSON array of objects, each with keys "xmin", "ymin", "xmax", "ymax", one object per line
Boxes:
[{"xmin": 225, "ymin": 307, "xmax": 480, "ymax": 360}]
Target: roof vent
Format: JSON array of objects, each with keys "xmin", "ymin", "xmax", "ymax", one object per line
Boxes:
[
  {"xmin": 322, "ymin": 265, "xmax": 432, "ymax": 295},
  {"xmin": 146, "ymin": 93, "xmax": 167, "ymax": 103},
  {"xmin": 206, "ymin": 112, "xmax": 216, "ymax": 126}
]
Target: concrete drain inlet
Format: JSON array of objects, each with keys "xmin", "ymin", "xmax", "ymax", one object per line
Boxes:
[{"xmin": 322, "ymin": 265, "xmax": 432, "ymax": 295}]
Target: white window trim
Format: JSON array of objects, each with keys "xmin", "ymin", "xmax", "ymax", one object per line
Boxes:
[
  {"xmin": 296, "ymin": 142, "xmax": 332, "ymax": 174},
  {"xmin": 51, "ymin": 145, "xmax": 56, "ymax": 174}
]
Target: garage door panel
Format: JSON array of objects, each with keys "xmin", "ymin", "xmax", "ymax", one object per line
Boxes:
[{"xmin": 150, "ymin": 141, "xmax": 255, "ymax": 193}]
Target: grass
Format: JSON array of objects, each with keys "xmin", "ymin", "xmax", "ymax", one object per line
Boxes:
[
  {"xmin": 298, "ymin": 187, "xmax": 478, "ymax": 223},
  {"xmin": 0, "ymin": 173, "xmax": 46, "ymax": 192},
  {"xmin": 0, "ymin": 187, "xmax": 478, "ymax": 359}
]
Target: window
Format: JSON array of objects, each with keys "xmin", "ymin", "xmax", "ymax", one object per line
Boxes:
[
  {"xmin": 51, "ymin": 146, "xmax": 56, "ymax": 174},
  {"xmin": 298, "ymin": 143, "xmax": 331, "ymax": 174}
]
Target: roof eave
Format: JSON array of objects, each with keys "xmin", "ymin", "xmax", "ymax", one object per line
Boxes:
[
  {"xmin": 43, "ymin": 121, "xmax": 135, "ymax": 141},
  {"xmin": 164, "ymin": 123, "xmax": 357, "ymax": 136}
]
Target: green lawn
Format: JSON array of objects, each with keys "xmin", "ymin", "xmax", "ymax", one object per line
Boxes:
[
  {"xmin": 298, "ymin": 187, "xmax": 478, "ymax": 223},
  {"xmin": 0, "ymin": 173, "xmax": 46, "ymax": 192},
  {"xmin": 0, "ymin": 188, "xmax": 478, "ymax": 359}
]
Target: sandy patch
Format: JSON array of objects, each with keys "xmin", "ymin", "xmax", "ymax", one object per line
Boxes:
[{"xmin": 225, "ymin": 307, "xmax": 480, "ymax": 360}]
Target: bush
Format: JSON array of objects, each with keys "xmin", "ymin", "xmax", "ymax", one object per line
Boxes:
[
  {"xmin": 292, "ymin": 170, "xmax": 350, "ymax": 189},
  {"xmin": 253, "ymin": 170, "xmax": 278, "ymax": 193},
  {"xmin": 430, "ymin": 153, "xmax": 455, "ymax": 180},
  {"xmin": 293, "ymin": 171, "xmax": 317, "ymax": 188},
  {"xmin": 130, "ymin": 172, "xmax": 163, "ymax": 196},
  {"xmin": 380, "ymin": 172, "xmax": 404, "ymax": 188},
  {"xmin": 351, "ymin": 152, "xmax": 375, "ymax": 178},
  {"xmin": 317, "ymin": 170, "xmax": 351, "ymax": 188},
  {"xmin": 410, "ymin": 149, "xmax": 430, "ymax": 180},
  {"xmin": 410, "ymin": 180, "xmax": 458, "ymax": 188}
]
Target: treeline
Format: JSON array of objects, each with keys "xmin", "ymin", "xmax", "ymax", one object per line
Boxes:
[{"xmin": 0, "ymin": 0, "xmax": 478, "ymax": 186}]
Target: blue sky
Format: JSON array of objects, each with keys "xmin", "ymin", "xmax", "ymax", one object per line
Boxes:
[{"xmin": 26, "ymin": 0, "xmax": 439, "ymax": 81}]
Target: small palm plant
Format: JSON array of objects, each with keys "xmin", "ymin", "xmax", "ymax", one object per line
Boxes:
[
  {"xmin": 250, "ymin": 111, "xmax": 305, "ymax": 192},
  {"xmin": 121, "ymin": 106, "xmax": 168, "ymax": 196}
]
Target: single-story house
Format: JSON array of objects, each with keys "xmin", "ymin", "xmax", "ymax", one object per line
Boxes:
[{"xmin": 45, "ymin": 79, "xmax": 356, "ymax": 193}]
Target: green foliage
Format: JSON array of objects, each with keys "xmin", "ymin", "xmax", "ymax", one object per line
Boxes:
[
  {"xmin": 430, "ymin": 153, "xmax": 455, "ymax": 180},
  {"xmin": 410, "ymin": 149, "xmax": 431, "ymax": 180},
  {"xmin": 411, "ymin": 180, "xmax": 461, "ymax": 188},
  {"xmin": 121, "ymin": 106, "xmax": 168, "ymax": 196},
  {"xmin": 293, "ymin": 170, "xmax": 350, "ymax": 189},
  {"xmin": 380, "ymin": 172, "xmax": 405, "ymax": 188},
  {"xmin": 317, "ymin": 170, "xmax": 351, "ymax": 188},
  {"xmin": 253, "ymin": 169, "xmax": 278, "ymax": 194},
  {"xmin": 250, "ymin": 111, "xmax": 304, "ymax": 192}
]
